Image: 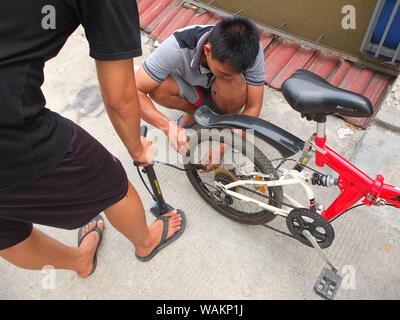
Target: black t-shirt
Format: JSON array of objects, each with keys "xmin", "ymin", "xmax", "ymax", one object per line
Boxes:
[{"xmin": 0, "ymin": 0, "xmax": 142, "ymax": 195}]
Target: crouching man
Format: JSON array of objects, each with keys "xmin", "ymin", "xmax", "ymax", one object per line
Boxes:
[{"xmin": 135, "ymin": 16, "xmax": 266, "ymax": 163}]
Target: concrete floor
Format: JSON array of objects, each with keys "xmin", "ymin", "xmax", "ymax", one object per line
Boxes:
[{"xmin": 0, "ymin": 28, "xmax": 399, "ymax": 300}]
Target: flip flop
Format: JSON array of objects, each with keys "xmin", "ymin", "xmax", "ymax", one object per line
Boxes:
[
  {"xmin": 77, "ymin": 215, "xmax": 104, "ymax": 277},
  {"xmin": 176, "ymin": 115, "xmax": 195, "ymax": 129},
  {"xmin": 136, "ymin": 210, "xmax": 186, "ymax": 262}
]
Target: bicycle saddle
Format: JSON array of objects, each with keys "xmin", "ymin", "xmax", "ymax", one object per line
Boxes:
[{"xmin": 281, "ymin": 70, "xmax": 373, "ymax": 119}]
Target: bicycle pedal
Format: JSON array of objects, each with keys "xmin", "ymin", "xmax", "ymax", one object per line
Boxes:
[{"xmin": 314, "ymin": 267, "xmax": 342, "ymax": 300}]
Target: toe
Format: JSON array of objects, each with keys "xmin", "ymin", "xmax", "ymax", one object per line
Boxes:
[
  {"xmin": 83, "ymin": 225, "xmax": 89, "ymax": 234},
  {"xmin": 164, "ymin": 210, "xmax": 178, "ymax": 217},
  {"xmin": 84, "ymin": 222, "xmax": 95, "ymax": 235},
  {"xmin": 171, "ymin": 215, "xmax": 182, "ymax": 225},
  {"xmin": 171, "ymin": 220, "xmax": 181, "ymax": 228},
  {"xmin": 80, "ymin": 219, "xmax": 104, "ymax": 240},
  {"xmin": 97, "ymin": 220, "xmax": 104, "ymax": 231}
]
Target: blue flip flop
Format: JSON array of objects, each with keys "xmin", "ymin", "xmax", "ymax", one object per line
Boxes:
[
  {"xmin": 77, "ymin": 215, "xmax": 104, "ymax": 276},
  {"xmin": 135, "ymin": 210, "xmax": 186, "ymax": 262},
  {"xmin": 176, "ymin": 115, "xmax": 195, "ymax": 129}
]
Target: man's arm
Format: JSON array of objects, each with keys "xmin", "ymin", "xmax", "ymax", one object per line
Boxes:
[
  {"xmin": 135, "ymin": 66, "xmax": 189, "ymax": 154},
  {"xmin": 135, "ymin": 66, "xmax": 172, "ymax": 134},
  {"xmin": 241, "ymin": 43, "xmax": 265, "ymax": 118},
  {"xmin": 227, "ymin": 84, "xmax": 264, "ymax": 139},
  {"xmin": 241, "ymin": 84, "xmax": 264, "ymax": 117},
  {"xmin": 95, "ymin": 58, "xmax": 152, "ymax": 163}
]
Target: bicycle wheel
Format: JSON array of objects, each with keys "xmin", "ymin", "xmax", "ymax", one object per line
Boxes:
[{"xmin": 184, "ymin": 127, "xmax": 283, "ymax": 225}]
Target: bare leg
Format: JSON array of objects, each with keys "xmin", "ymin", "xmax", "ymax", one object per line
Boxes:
[
  {"xmin": 150, "ymin": 75, "xmax": 246, "ymax": 126},
  {"xmin": 150, "ymin": 76, "xmax": 197, "ymax": 127},
  {"xmin": 104, "ymin": 181, "xmax": 182, "ymax": 258},
  {"xmin": 0, "ymin": 182, "xmax": 182, "ymax": 278},
  {"xmin": 150, "ymin": 76, "xmax": 196, "ymax": 113},
  {"xmin": 0, "ymin": 221, "xmax": 104, "ymax": 278}
]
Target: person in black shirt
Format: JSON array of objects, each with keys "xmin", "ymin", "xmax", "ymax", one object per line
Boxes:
[{"xmin": 0, "ymin": 0, "xmax": 183, "ymax": 277}]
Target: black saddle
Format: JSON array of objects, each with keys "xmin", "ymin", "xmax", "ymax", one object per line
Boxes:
[{"xmin": 281, "ymin": 70, "xmax": 373, "ymax": 122}]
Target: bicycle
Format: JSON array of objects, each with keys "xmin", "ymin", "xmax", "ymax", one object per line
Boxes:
[{"xmin": 180, "ymin": 69, "xmax": 399, "ymax": 299}]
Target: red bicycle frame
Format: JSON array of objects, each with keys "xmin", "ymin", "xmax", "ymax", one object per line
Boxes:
[{"xmin": 312, "ymin": 131, "xmax": 400, "ymax": 221}]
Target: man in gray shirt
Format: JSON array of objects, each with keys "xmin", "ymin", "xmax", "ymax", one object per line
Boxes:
[{"xmin": 136, "ymin": 17, "xmax": 265, "ymax": 156}]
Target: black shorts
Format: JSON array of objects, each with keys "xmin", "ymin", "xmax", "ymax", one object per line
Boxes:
[{"xmin": 0, "ymin": 119, "xmax": 129, "ymax": 250}]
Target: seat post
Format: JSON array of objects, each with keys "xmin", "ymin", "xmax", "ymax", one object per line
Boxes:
[
  {"xmin": 316, "ymin": 122, "xmax": 326, "ymax": 139},
  {"xmin": 315, "ymin": 121, "xmax": 327, "ymax": 167}
]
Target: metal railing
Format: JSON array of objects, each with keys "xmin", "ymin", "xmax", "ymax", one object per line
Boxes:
[{"xmin": 360, "ymin": 0, "xmax": 400, "ymax": 63}]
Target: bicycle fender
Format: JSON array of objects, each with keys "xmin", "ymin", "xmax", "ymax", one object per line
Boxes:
[{"xmin": 194, "ymin": 105, "xmax": 304, "ymax": 158}]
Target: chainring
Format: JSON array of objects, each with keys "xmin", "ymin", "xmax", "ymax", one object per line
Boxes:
[{"xmin": 286, "ymin": 208, "xmax": 335, "ymax": 249}]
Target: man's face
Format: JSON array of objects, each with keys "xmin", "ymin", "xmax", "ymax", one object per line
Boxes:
[{"xmin": 203, "ymin": 43, "xmax": 239, "ymax": 80}]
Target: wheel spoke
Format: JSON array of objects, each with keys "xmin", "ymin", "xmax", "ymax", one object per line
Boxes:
[{"xmin": 187, "ymin": 132, "xmax": 282, "ymax": 222}]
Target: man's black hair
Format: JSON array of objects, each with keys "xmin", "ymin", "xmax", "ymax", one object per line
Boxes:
[{"xmin": 208, "ymin": 16, "xmax": 260, "ymax": 73}]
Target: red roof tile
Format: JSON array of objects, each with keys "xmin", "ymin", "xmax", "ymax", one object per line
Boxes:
[
  {"xmin": 305, "ymin": 52, "xmax": 340, "ymax": 79},
  {"xmin": 140, "ymin": 0, "xmax": 176, "ymax": 31},
  {"xmin": 187, "ymin": 11, "xmax": 214, "ymax": 26},
  {"xmin": 138, "ymin": 0, "xmax": 156, "ymax": 16},
  {"xmin": 150, "ymin": 5, "xmax": 182, "ymax": 39},
  {"xmin": 158, "ymin": 7, "xmax": 196, "ymax": 41},
  {"xmin": 270, "ymin": 46, "xmax": 317, "ymax": 89}
]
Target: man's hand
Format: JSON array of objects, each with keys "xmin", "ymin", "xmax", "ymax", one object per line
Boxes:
[
  {"xmin": 166, "ymin": 122, "xmax": 190, "ymax": 155},
  {"xmin": 132, "ymin": 137, "xmax": 155, "ymax": 166},
  {"xmin": 198, "ymin": 143, "xmax": 227, "ymax": 173}
]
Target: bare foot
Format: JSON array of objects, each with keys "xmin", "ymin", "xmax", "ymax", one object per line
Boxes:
[
  {"xmin": 76, "ymin": 220, "xmax": 105, "ymax": 278},
  {"xmin": 178, "ymin": 114, "xmax": 195, "ymax": 128},
  {"xmin": 136, "ymin": 210, "xmax": 182, "ymax": 258}
]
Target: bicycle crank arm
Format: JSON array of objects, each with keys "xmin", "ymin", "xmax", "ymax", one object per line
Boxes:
[
  {"xmin": 302, "ymin": 230, "xmax": 339, "ymax": 273},
  {"xmin": 302, "ymin": 230, "xmax": 343, "ymax": 300}
]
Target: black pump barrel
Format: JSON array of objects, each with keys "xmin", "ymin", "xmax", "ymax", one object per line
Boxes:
[{"xmin": 139, "ymin": 125, "xmax": 168, "ymax": 213}]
